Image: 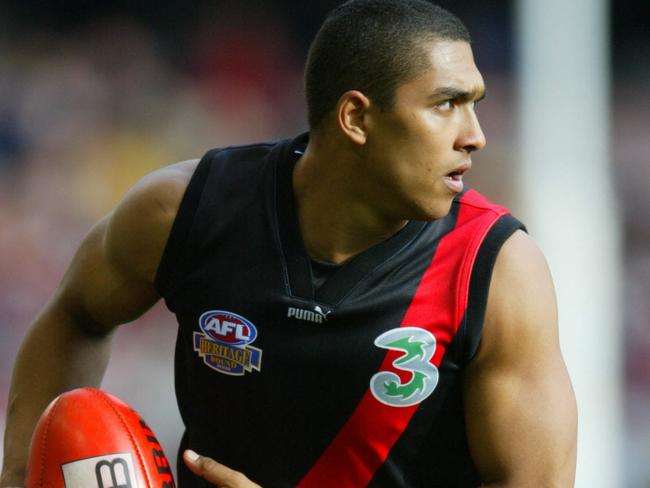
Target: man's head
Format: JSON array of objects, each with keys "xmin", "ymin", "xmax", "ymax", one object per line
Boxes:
[
  {"xmin": 305, "ymin": 0, "xmax": 471, "ymax": 130},
  {"xmin": 302, "ymin": 0, "xmax": 486, "ymax": 222}
]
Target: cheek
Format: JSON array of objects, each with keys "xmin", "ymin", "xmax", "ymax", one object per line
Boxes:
[
  {"xmin": 405, "ymin": 128, "xmax": 449, "ymax": 175},
  {"xmin": 408, "ymin": 111, "xmax": 450, "ymax": 149},
  {"xmin": 368, "ymin": 111, "xmax": 450, "ymax": 181}
]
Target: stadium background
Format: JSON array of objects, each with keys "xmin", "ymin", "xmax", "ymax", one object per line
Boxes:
[{"xmin": 0, "ymin": 0, "xmax": 648, "ymax": 486}]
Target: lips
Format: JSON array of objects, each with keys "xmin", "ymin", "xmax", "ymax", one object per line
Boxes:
[{"xmin": 443, "ymin": 163, "xmax": 471, "ymax": 193}]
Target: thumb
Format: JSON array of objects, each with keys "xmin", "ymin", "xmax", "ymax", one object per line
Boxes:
[{"xmin": 183, "ymin": 450, "xmax": 261, "ymax": 488}]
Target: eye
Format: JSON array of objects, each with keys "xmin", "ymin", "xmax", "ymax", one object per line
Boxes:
[{"xmin": 436, "ymin": 99, "xmax": 454, "ymax": 112}]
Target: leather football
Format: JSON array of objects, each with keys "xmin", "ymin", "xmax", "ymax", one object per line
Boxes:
[{"xmin": 26, "ymin": 387, "xmax": 175, "ymax": 488}]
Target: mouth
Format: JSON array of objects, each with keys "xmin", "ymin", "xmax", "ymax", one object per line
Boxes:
[{"xmin": 443, "ymin": 163, "xmax": 471, "ymax": 193}]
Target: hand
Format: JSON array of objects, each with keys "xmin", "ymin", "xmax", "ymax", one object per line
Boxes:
[{"xmin": 183, "ymin": 450, "xmax": 262, "ymax": 488}]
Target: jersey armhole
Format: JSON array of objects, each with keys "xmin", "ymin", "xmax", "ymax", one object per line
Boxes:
[
  {"xmin": 462, "ymin": 214, "xmax": 526, "ymax": 365},
  {"xmin": 154, "ymin": 151, "xmax": 214, "ymax": 297}
]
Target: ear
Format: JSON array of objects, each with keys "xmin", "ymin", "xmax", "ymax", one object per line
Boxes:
[{"xmin": 336, "ymin": 90, "xmax": 370, "ymax": 145}]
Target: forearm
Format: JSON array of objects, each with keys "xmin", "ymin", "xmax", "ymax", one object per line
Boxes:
[{"xmin": 1, "ymin": 302, "xmax": 115, "ymax": 487}]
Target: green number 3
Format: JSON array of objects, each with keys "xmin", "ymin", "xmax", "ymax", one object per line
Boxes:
[{"xmin": 370, "ymin": 327, "xmax": 439, "ymax": 407}]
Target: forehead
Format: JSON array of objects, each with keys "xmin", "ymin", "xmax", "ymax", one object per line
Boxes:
[{"xmin": 397, "ymin": 40, "xmax": 484, "ymax": 100}]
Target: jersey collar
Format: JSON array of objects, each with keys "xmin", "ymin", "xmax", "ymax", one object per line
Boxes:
[{"xmin": 273, "ymin": 133, "xmax": 427, "ymax": 305}]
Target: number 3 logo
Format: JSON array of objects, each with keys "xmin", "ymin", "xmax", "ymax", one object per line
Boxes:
[{"xmin": 370, "ymin": 327, "xmax": 439, "ymax": 407}]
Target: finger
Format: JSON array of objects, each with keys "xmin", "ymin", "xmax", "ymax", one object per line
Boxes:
[{"xmin": 183, "ymin": 449, "xmax": 261, "ymax": 488}]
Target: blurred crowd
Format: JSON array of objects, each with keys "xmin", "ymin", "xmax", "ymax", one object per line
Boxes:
[
  {"xmin": 0, "ymin": 1, "xmax": 648, "ymax": 486},
  {"xmin": 0, "ymin": 5, "xmax": 308, "ymax": 474}
]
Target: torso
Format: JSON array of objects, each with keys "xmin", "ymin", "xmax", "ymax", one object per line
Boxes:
[{"xmin": 155, "ymin": 134, "xmax": 524, "ymax": 488}]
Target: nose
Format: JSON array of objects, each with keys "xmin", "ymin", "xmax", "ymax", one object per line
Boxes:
[{"xmin": 455, "ymin": 108, "xmax": 486, "ymax": 154}]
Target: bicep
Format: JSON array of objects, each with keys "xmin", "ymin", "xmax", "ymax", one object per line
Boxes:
[
  {"xmin": 53, "ymin": 215, "xmax": 160, "ymax": 334},
  {"xmin": 463, "ymin": 230, "xmax": 577, "ymax": 487},
  {"xmin": 52, "ymin": 160, "xmax": 196, "ymax": 332}
]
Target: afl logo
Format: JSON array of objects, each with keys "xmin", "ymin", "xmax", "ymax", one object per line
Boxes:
[
  {"xmin": 194, "ymin": 310, "xmax": 262, "ymax": 376},
  {"xmin": 199, "ymin": 310, "xmax": 257, "ymax": 346}
]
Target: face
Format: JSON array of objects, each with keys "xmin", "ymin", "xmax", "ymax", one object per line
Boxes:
[{"xmin": 360, "ymin": 40, "xmax": 486, "ymax": 221}]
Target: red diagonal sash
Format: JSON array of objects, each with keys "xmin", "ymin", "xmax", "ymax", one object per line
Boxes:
[{"xmin": 297, "ymin": 190, "xmax": 509, "ymax": 487}]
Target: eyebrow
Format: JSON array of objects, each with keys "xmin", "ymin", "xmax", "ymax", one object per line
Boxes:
[{"xmin": 429, "ymin": 87, "xmax": 487, "ymax": 103}]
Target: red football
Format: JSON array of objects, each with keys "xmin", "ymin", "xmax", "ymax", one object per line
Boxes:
[{"xmin": 26, "ymin": 387, "xmax": 175, "ymax": 488}]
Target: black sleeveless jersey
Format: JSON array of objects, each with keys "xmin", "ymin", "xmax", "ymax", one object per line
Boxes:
[{"xmin": 155, "ymin": 133, "xmax": 525, "ymax": 488}]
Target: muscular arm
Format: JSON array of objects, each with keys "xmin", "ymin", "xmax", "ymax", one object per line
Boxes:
[
  {"xmin": 0, "ymin": 160, "xmax": 197, "ymax": 487},
  {"xmin": 464, "ymin": 230, "xmax": 577, "ymax": 487}
]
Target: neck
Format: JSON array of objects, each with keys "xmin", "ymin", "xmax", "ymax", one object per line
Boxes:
[{"xmin": 292, "ymin": 137, "xmax": 407, "ymax": 265}]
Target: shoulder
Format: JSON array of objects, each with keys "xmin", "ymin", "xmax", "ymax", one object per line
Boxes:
[
  {"xmin": 490, "ymin": 230, "xmax": 553, "ymax": 320},
  {"xmin": 110, "ymin": 158, "xmax": 198, "ymax": 230},
  {"xmin": 491, "ymin": 229, "xmax": 550, "ymax": 289},
  {"xmin": 103, "ymin": 159, "xmax": 199, "ymax": 284},
  {"xmin": 478, "ymin": 229, "xmax": 558, "ymax": 362}
]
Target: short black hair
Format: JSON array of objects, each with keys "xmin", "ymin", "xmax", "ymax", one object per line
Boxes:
[{"xmin": 305, "ymin": 0, "xmax": 471, "ymax": 129}]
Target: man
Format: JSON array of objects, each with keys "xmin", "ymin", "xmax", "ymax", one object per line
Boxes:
[{"xmin": 1, "ymin": 1, "xmax": 577, "ymax": 487}]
